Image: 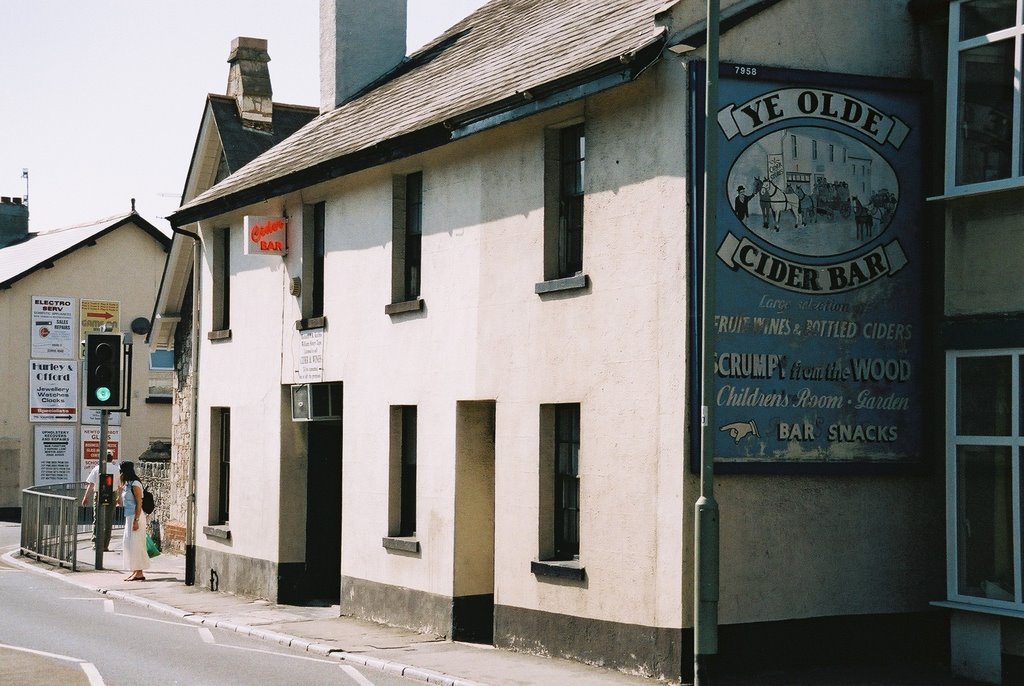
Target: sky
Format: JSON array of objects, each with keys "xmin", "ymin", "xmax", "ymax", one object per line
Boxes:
[{"xmin": 0, "ymin": 0, "xmax": 488, "ymax": 232}]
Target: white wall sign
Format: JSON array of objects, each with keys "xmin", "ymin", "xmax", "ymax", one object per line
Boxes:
[
  {"xmin": 296, "ymin": 329, "xmax": 324, "ymax": 382},
  {"xmin": 31, "ymin": 296, "xmax": 76, "ymax": 359},
  {"xmin": 34, "ymin": 425, "xmax": 75, "ymax": 484},
  {"xmin": 29, "ymin": 360, "xmax": 77, "ymax": 422},
  {"xmin": 244, "ymin": 215, "xmax": 288, "ymax": 256},
  {"xmin": 81, "ymin": 405, "xmax": 123, "ymax": 427}
]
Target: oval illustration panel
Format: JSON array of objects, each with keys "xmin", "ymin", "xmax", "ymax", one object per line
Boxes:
[{"xmin": 726, "ymin": 127, "xmax": 899, "ymax": 257}]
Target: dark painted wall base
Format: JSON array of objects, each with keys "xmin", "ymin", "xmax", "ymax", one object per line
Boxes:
[
  {"xmin": 495, "ymin": 605, "xmax": 950, "ymax": 681},
  {"xmin": 342, "ymin": 575, "xmax": 494, "ymax": 642},
  {"xmin": 196, "ymin": 546, "xmax": 310, "ymax": 604},
  {"xmin": 0, "ymin": 507, "xmax": 20, "ymax": 523},
  {"xmin": 495, "ymin": 604, "xmax": 683, "ymax": 681}
]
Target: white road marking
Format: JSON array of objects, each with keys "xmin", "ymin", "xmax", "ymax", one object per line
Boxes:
[
  {"xmin": 341, "ymin": 664, "xmax": 377, "ymax": 686},
  {"xmin": 214, "ymin": 642, "xmax": 336, "ymax": 664},
  {"xmin": 104, "ymin": 599, "xmax": 114, "ymax": 613},
  {"xmin": 0, "ymin": 640, "xmax": 105, "ymax": 684},
  {"xmin": 80, "ymin": 661, "xmax": 107, "ymax": 686},
  {"xmin": 199, "ymin": 627, "xmax": 215, "ymax": 644},
  {"xmin": 0, "ymin": 641, "xmax": 86, "ymax": 661}
]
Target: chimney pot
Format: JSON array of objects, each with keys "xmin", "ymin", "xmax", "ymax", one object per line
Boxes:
[{"xmin": 227, "ymin": 36, "xmax": 274, "ymax": 132}]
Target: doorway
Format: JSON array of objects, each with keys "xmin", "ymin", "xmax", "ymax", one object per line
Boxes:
[
  {"xmin": 452, "ymin": 400, "xmax": 496, "ymax": 642},
  {"xmin": 305, "ymin": 418, "xmax": 342, "ymax": 603}
]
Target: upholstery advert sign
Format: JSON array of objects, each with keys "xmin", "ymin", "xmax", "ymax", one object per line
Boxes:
[
  {"xmin": 34, "ymin": 425, "xmax": 75, "ymax": 485},
  {"xmin": 693, "ymin": 64, "xmax": 926, "ymax": 471}
]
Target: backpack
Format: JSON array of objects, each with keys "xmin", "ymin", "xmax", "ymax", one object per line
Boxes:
[{"xmin": 141, "ymin": 482, "xmax": 156, "ymax": 514}]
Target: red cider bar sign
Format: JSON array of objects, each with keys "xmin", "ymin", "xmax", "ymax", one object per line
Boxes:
[{"xmin": 244, "ymin": 216, "xmax": 288, "ymax": 256}]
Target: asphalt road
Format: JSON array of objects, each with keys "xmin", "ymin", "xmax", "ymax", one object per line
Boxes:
[{"xmin": 0, "ymin": 522, "xmax": 406, "ymax": 686}]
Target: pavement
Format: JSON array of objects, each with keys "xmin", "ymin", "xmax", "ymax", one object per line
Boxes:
[{"xmin": 3, "ymin": 535, "xmax": 989, "ymax": 686}]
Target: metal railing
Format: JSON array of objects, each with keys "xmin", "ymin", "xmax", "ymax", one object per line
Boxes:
[
  {"xmin": 21, "ymin": 482, "xmax": 127, "ymax": 571},
  {"xmin": 21, "ymin": 482, "xmax": 85, "ymax": 570}
]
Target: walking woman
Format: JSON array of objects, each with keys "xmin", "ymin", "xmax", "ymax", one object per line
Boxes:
[{"xmin": 119, "ymin": 461, "xmax": 150, "ymax": 581}]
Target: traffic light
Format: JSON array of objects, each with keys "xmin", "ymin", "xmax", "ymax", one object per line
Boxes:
[
  {"xmin": 85, "ymin": 333, "xmax": 123, "ymax": 409},
  {"xmin": 99, "ymin": 472, "xmax": 115, "ymax": 504}
]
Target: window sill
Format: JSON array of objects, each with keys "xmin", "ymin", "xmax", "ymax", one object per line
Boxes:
[
  {"xmin": 535, "ymin": 273, "xmax": 588, "ymax": 295},
  {"xmin": 382, "ymin": 536, "xmax": 420, "ymax": 554},
  {"xmin": 208, "ymin": 329, "xmax": 232, "ymax": 341},
  {"xmin": 531, "ymin": 559, "xmax": 585, "ymax": 581},
  {"xmin": 203, "ymin": 525, "xmax": 231, "ymax": 541},
  {"xmin": 295, "ymin": 316, "xmax": 327, "ymax": 331},
  {"xmin": 384, "ymin": 298, "xmax": 424, "ymax": 316},
  {"xmin": 932, "ymin": 600, "xmax": 1024, "ymax": 620},
  {"xmin": 928, "ymin": 177, "xmax": 1024, "ymax": 203}
]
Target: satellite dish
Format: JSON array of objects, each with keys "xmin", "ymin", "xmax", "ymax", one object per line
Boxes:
[{"xmin": 131, "ymin": 317, "xmax": 151, "ymax": 335}]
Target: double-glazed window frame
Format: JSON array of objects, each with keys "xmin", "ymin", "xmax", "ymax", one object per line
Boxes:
[
  {"xmin": 944, "ymin": 0, "xmax": 1024, "ymax": 195},
  {"xmin": 945, "ymin": 348, "xmax": 1024, "ymax": 612}
]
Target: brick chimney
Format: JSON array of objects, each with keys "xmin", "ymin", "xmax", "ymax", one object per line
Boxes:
[
  {"xmin": 320, "ymin": 0, "xmax": 407, "ymax": 113},
  {"xmin": 0, "ymin": 196, "xmax": 29, "ymax": 247},
  {"xmin": 227, "ymin": 37, "xmax": 273, "ymax": 132}
]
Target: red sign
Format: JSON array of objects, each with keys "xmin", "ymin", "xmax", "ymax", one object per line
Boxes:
[{"xmin": 244, "ymin": 216, "xmax": 288, "ymax": 256}]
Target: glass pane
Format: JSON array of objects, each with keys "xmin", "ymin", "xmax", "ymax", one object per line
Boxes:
[
  {"xmin": 960, "ymin": 0, "xmax": 1017, "ymax": 40},
  {"xmin": 957, "ymin": 355, "xmax": 1012, "ymax": 435},
  {"xmin": 956, "ymin": 40, "xmax": 1013, "ymax": 185},
  {"xmin": 957, "ymin": 445, "xmax": 1014, "ymax": 600}
]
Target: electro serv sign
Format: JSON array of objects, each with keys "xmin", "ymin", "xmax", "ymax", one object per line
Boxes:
[{"xmin": 691, "ymin": 63, "xmax": 927, "ymax": 472}]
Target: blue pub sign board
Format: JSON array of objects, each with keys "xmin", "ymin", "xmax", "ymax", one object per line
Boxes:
[{"xmin": 691, "ymin": 63, "xmax": 927, "ymax": 472}]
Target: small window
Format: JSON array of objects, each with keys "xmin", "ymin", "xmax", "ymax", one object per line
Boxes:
[
  {"xmin": 389, "ymin": 405, "xmax": 417, "ymax": 537},
  {"xmin": 149, "ymin": 350, "xmax": 174, "ymax": 371},
  {"xmin": 211, "ymin": 408, "xmax": 231, "ymax": 525},
  {"xmin": 812, "ymin": 140, "xmax": 818, "ymax": 160},
  {"xmin": 539, "ymin": 403, "xmax": 580, "ymax": 561},
  {"xmin": 147, "ymin": 350, "xmax": 174, "ymax": 399},
  {"xmin": 312, "ymin": 202, "xmax": 326, "ymax": 318},
  {"xmin": 542, "ymin": 123, "xmax": 586, "ymax": 282},
  {"xmin": 212, "ymin": 229, "xmax": 231, "ymax": 332},
  {"xmin": 389, "ymin": 172, "xmax": 423, "ymax": 307}
]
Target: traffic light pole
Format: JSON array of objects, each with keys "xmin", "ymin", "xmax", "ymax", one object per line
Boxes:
[
  {"xmin": 95, "ymin": 409, "xmax": 109, "ymax": 571},
  {"xmin": 695, "ymin": 1, "xmax": 721, "ymax": 684}
]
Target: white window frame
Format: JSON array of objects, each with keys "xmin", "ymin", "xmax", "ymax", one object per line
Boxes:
[
  {"xmin": 944, "ymin": 0, "xmax": 1024, "ymax": 196},
  {"xmin": 945, "ymin": 348, "xmax": 1024, "ymax": 611}
]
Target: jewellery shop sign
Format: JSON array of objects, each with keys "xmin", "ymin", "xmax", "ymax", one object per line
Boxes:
[{"xmin": 693, "ymin": 63, "xmax": 927, "ymax": 472}]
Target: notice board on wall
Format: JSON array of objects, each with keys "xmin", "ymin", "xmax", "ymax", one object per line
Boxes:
[{"xmin": 690, "ymin": 63, "xmax": 929, "ymax": 473}]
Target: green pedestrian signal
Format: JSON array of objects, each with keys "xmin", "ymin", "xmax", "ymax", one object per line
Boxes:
[{"xmin": 85, "ymin": 333, "xmax": 123, "ymax": 409}]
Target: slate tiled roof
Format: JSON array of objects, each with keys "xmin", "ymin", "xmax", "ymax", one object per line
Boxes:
[
  {"xmin": 207, "ymin": 95, "xmax": 318, "ymax": 176},
  {"xmin": 172, "ymin": 0, "xmax": 671, "ymax": 225},
  {"xmin": 0, "ymin": 213, "xmax": 170, "ymax": 289}
]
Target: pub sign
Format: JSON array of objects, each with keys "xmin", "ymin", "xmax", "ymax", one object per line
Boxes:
[{"xmin": 691, "ymin": 63, "xmax": 927, "ymax": 472}]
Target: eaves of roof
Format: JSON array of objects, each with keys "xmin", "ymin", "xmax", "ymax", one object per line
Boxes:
[
  {"xmin": 666, "ymin": 0, "xmax": 787, "ymax": 50},
  {"xmin": 170, "ymin": 0, "xmax": 672, "ymax": 227},
  {"xmin": 0, "ymin": 213, "xmax": 170, "ymax": 290}
]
